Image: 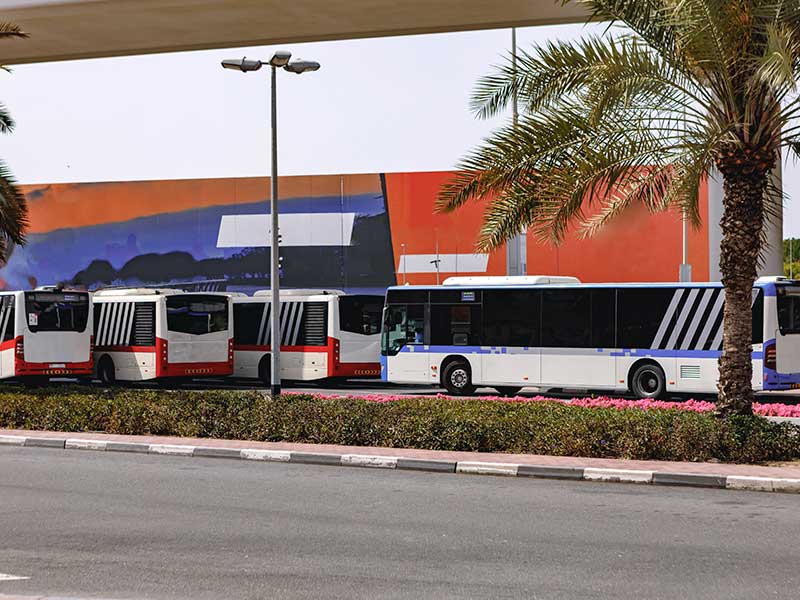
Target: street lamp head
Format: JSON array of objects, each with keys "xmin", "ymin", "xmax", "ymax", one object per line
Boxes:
[
  {"xmin": 221, "ymin": 57, "xmax": 263, "ymax": 72},
  {"xmin": 269, "ymin": 50, "xmax": 292, "ymax": 67},
  {"xmin": 283, "ymin": 60, "xmax": 321, "ymax": 74}
]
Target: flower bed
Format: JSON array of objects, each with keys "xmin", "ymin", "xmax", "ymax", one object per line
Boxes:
[
  {"xmin": 0, "ymin": 387, "xmax": 798, "ymax": 463},
  {"xmin": 287, "ymin": 391, "xmax": 800, "ymax": 417}
]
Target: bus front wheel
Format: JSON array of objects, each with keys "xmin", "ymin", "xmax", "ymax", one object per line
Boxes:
[
  {"xmin": 629, "ymin": 363, "xmax": 665, "ymax": 399},
  {"xmin": 495, "ymin": 386, "xmax": 521, "ymax": 397},
  {"xmin": 443, "ymin": 360, "xmax": 475, "ymax": 396}
]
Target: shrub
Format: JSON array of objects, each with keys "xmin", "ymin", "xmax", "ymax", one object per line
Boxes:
[{"xmin": 0, "ymin": 387, "xmax": 797, "ymax": 464}]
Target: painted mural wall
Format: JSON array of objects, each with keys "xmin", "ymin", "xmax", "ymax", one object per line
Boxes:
[{"xmin": 2, "ymin": 171, "xmax": 708, "ymax": 292}]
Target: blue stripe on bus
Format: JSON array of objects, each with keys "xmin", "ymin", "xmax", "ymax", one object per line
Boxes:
[
  {"xmin": 380, "ymin": 354, "xmax": 388, "ymax": 382},
  {"xmin": 610, "ymin": 349, "xmax": 724, "ymax": 359},
  {"xmin": 396, "ymin": 345, "xmax": 772, "ymax": 361},
  {"xmin": 763, "ymin": 367, "xmax": 800, "ymax": 388}
]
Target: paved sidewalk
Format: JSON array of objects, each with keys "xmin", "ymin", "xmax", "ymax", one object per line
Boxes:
[{"xmin": 2, "ymin": 428, "xmax": 799, "ymax": 493}]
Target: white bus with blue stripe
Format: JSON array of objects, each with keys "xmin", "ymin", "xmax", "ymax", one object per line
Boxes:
[{"xmin": 380, "ymin": 276, "xmax": 800, "ymax": 397}]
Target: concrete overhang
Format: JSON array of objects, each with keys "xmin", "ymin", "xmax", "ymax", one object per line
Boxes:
[{"xmin": 0, "ymin": 0, "xmax": 589, "ymax": 65}]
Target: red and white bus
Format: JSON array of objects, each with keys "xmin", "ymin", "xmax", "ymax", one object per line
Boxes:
[
  {"xmin": 92, "ymin": 289, "xmax": 233, "ymax": 383},
  {"xmin": 232, "ymin": 290, "xmax": 383, "ymax": 383},
  {"xmin": 0, "ymin": 289, "xmax": 93, "ymax": 381}
]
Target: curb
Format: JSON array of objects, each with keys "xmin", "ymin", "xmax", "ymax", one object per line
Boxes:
[{"xmin": 1, "ymin": 434, "xmax": 798, "ymax": 494}]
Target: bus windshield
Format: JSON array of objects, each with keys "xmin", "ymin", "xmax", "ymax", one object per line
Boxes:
[
  {"xmin": 166, "ymin": 295, "xmax": 229, "ymax": 335},
  {"xmin": 24, "ymin": 291, "xmax": 90, "ymax": 333},
  {"xmin": 777, "ymin": 286, "xmax": 800, "ymax": 334},
  {"xmin": 381, "ymin": 304, "xmax": 424, "ymax": 355}
]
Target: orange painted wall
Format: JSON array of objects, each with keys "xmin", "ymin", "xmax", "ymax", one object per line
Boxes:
[
  {"xmin": 24, "ymin": 174, "xmax": 382, "ymax": 235},
  {"xmin": 385, "ymin": 171, "xmax": 507, "ymax": 285},
  {"xmin": 385, "ymin": 171, "xmax": 709, "ymax": 284}
]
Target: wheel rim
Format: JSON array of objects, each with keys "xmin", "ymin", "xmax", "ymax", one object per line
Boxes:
[
  {"xmin": 638, "ymin": 370, "xmax": 659, "ymax": 395},
  {"xmin": 450, "ymin": 368, "xmax": 468, "ymax": 389}
]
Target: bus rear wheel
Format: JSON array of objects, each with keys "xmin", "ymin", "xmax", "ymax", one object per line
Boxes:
[
  {"xmin": 443, "ymin": 360, "xmax": 475, "ymax": 396},
  {"xmin": 630, "ymin": 363, "xmax": 665, "ymax": 399},
  {"xmin": 258, "ymin": 355, "xmax": 271, "ymax": 387},
  {"xmin": 97, "ymin": 357, "xmax": 116, "ymax": 386}
]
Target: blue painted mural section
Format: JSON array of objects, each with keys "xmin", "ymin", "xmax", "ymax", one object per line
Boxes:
[{"xmin": 0, "ymin": 192, "xmax": 394, "ymax": 293}]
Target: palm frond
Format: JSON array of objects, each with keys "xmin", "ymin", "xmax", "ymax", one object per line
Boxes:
[
  {"xmin": 0, "ymin": 22, "xmax": 27, "ymax": 40},
  {"xmin": 0, "ymin": 160, "xmax": 28, "ymax": 262},
  {"xmin": 0, "ymin": 104, "xmax": 15, "ymax": 134}
]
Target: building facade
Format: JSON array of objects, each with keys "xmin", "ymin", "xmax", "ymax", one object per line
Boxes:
[{"xmin": 2, "ymin": 171, "xmax": 709, "ymax": 293}]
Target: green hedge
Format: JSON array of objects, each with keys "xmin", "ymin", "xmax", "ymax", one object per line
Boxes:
[{"xmin": 0, "ymin": 387, "xmax": 798, "ymax": 464}]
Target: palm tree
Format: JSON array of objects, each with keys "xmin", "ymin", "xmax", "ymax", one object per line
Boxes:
[
  {"xmin": 437, "ymin": 0, "xmax": 800, "ymax": 416},
  {"xmin": 0, "ymin": 22, "xmax": 29, "ymax": 263}
]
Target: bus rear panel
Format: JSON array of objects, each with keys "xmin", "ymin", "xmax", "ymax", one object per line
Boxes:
[
  {"xmin": 93, "ymin": 290, "xmax": 233, "ymax": 381},
  {"xmin": 764, "ymin": 282, "xmax": 800, "ymax": 390},
  {"xmin": 0, "ymin": 290, "xmax": 93, "ymax": 380},
  {"xmin": 232, "ymin": 291, "xmax": 382, "ymax": 382}
]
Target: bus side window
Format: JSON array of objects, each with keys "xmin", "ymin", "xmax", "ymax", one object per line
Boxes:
[
  {"xmin": 617, "ymin": 288, "xmax": 678, "ymax": 349},
  {"xmin": 0, "ymin": 297, "xmax": 14, "ymax": 342},
  {"xmin": 541, "ymin": 290, "xmax": 590, "ymax": 348},
  {"xmin": 430, "ymin": 304, "xmax": 481, "ymax": 346},
  {"xmin": 483, "ymin": 290, "xmax": 539, "ymax": 347}
]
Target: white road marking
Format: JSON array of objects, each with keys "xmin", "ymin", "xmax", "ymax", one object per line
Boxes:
[{"xmin": 0, "ymin": 572, "xmax": 30, "ymax": 580}]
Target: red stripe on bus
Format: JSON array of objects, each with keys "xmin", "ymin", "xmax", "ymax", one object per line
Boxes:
[
  {"xmin": 332, "ymin": 362, "xmax": 382, "ymax": 378},
  {"xmin": 158, "ymin": 360, "xmax": 233, "ymax": 378}
]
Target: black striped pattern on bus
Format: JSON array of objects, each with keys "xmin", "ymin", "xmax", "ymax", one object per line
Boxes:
[
  {"xmin": 235, "ymin": 301, "xmax": 327, "ymax": 347},
  {"xmin": 649, "ymin": 288, "xmax": 759, "ymax": 351},
  {"xmin": 95, "ymin": 302, "xmax": 155, "ymax": 347},
  {"xmin": 256, "ymin": 302, "xmax": 307, "ymax": 346}
]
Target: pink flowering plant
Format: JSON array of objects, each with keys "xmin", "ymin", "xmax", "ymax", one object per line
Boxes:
[{"xmin": 286, "ymin": 391, "xmax": 800, "ymax": 418}]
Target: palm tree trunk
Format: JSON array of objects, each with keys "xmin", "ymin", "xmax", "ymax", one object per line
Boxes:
[{"xmin": 716, "ymin": 155, "xmax": 772, "ymax": 416}]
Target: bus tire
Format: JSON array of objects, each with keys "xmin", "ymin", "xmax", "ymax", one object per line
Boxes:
[
  {"xmin": 97, "ymin": 356, "xmax": 116, "ymax": 386},
  {"xmin": 629, "ymin": 362, "xmax": 666, "ymax": 399},
  {"xmin": 22, "ymin": 376, "xmax": 48, "ymax": 388},
  {"xmin": 258, "ymin": 355, "xmax": 271, "ymax": 387},
  {"xmin": 443, "ymin": 360, "xmax": 475, "ymax": 396},
  {"xmin": 495, "ymin": 386, "xmax": 521, "ymax": 397}
]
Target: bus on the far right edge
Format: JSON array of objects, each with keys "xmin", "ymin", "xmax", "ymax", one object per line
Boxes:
[{"xmin": 381, "ymin": 276, "xmax": 800, "ymax": 398}]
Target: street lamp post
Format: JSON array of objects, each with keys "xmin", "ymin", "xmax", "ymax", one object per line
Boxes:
[{"xmin": 222, "ymin": 51, "xmax": 320, "ymax": 397}]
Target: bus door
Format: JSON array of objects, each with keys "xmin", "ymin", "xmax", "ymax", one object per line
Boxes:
[
  {"xmin": 540, "ymin": 289, "xmax": 616, "ymax": 388},
  {"xmin": 775, "ymin": 285, "xmax": 800, "ymax": 379},
  {"xmin": 382, "ymin": 303, "xmax": 429, "ymax": 383},
  {"xmin": 480, "ymin": 290, "xmax": 540, "ymax": 386}
]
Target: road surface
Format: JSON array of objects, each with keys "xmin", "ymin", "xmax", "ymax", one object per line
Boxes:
[{"xmin": 0, "ymin": 446, "xmax": 798, "ymax": 599}]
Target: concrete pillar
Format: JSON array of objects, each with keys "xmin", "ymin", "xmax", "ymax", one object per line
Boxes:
[
  {"xmin": 506, "ymin": 234, "xmax": 527, "ymax": 276},
  {"xmin": 707, "ymin": 164, "xmax": 783, "ymax": 281},
  {"xmin": 762, "ymin": 160, "xmax": 784, "ymax": 277},
  {"xmin": 708, "ymin": 169, "xmax": 723, "ymax": 282}
]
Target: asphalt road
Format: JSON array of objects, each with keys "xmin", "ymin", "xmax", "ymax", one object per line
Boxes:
[{"xmin": 1, "ymin": 447, "xmax": 799, "ymax": 600}]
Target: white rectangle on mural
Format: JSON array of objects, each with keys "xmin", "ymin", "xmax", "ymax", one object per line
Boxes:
[
  {"xmin": 396, "ymin": 254, "xmax": 489, "ymax": 274},
  {"xmin": 216, "ymin": 213, "xmax": 356, "ymax": 248}
]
